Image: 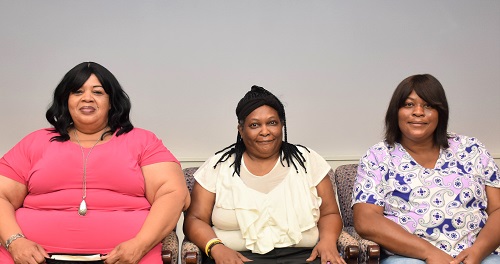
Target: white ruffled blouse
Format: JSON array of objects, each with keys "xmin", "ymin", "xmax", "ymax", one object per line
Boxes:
[{"xmin": 194, "ymin": 147, "xmax": 331, "ymax": 254}]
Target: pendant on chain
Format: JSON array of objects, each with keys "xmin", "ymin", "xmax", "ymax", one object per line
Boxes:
[{"xmin": 78, "ymin": 200, "xmax": 88, "ymax": 216}]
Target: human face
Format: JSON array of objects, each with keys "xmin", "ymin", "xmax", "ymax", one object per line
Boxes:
[
  {"xmin": 68, "ymin": 74, "xmax": 110, "ymax": 133},
  {"xmin": 398, "ymin": 90, "xmax": 438, "ymax": 146},
  {"xmin": 238, "ymin": 105, "xmax": 283, "ymax": 160}
]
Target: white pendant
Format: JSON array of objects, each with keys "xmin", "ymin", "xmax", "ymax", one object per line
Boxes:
[{"xmin": 78, "ymin": 200, "xmax": 87, "ymax": 216}]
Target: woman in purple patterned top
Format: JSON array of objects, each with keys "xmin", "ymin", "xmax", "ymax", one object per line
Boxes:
[{"xmin": 352, "ymin": 74, "xmax": 500, "ymax": 264}]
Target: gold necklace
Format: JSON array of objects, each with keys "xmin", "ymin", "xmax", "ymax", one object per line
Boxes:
[{"xmin": 74, "ymin": 130, "xmax": 102, "ymax": 216}]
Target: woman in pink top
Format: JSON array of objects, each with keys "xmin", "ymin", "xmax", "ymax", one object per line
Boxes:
[{"xmin": 0, "ymin": 62, "xmax": 190, "ymax": 264}]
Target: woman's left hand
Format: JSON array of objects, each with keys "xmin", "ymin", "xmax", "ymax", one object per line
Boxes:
[
  {"xmin": 306, "ymin": 240, "xmax": 346, "ymax": 264},
  {"xmin": 101, "ymin": 238, "xmax": 148, "ymax": 264}
]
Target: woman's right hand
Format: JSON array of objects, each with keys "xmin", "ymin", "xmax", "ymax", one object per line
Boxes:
[
  {"xmin": 210, "ymin": 244, "xmax": 252, "ymax": 264},
  {"xmin": 8, "ymin": 237, "xmax": 49, "ymax": 264}
]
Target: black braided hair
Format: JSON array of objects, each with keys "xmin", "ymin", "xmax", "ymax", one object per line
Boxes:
[{"xmin": 214, "ymin": 85, "xmax": 309, "ymax": 176}]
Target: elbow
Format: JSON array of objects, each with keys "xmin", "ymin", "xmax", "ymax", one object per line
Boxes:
[
  {"xmin": 353, "ymin": 219, "xmax": 370, "ymax": 238},
  {"xmin": 182, "ymin": 191, "xmax": 191, "ymax": 211},
  {"xmin": 353, "ymin": 211, "xmax": 375, "ymax": 239},
  {"xmin": 182, "ymin": 217, "xmax": 190, "ymax": 239},
  {"xmin": 338, "ymin": 213, "xmax": 344, "ymax": 230}
]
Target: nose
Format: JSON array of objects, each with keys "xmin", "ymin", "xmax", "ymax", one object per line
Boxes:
[
  {"xmin": 81, "ymin": 90, "xmax": 94, "ymax": 102},
  {"xmin": 412, "ymin": 104, "xmax": 425, "ymax": 116},
  {"xmin": 260, "ymin": 125, "xmax": 270, "ymax": 137}
]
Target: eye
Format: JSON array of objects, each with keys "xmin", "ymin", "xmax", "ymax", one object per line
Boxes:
[
  {"xmin": 93, "ymin": 90, "xmax": 104, "ymax": 95},
  {"xmin": 423, "ymin": 104, "xmax": 433, "ymax": 109},
  {"xmin": 403, "ymin": 102, "xmax": 414, "ymax": 107},
  {"xmin": 72, "ymin": 89, "xmax": 83, "ymax": 95},
  {"xmin": 249, "ymin": 123, "xmax": 259, "ymax": 128},
  {"xmin": 269, "ymin": 120, "xmax": 278, "ymax": 125}
]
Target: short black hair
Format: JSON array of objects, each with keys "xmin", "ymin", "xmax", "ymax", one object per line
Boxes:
[{"xmin": 46, "ymin": 62, "xmax": 133, "ymax": 141}]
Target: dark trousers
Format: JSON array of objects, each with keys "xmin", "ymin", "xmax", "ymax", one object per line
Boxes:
[{"xmin": 203, "ymin": 247, "xmax": 320, "ymax": 264}]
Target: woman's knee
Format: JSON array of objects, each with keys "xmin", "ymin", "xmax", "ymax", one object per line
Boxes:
[
  {"xmin": 481, "ymin": 254, "xmax": 500, "ymax": 264},
  {"xmin": 381, "ymin": 255, "xmax": 425, "ymax": 264}
]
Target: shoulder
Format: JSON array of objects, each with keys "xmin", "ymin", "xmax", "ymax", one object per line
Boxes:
[
  {"xmin": 115, "ymin": 127, "xmax": 162, "ymax": 143},
  {"xmin": 3, "ymin": 129, "xmax": 57, "ymax": 160},
  {"xmin": 364, "ymin": 140, "xmax": 392, "ymax": 156},
  {"xmin": 121, "ymin": 127, "xmax": 156, "ymax": 137},
  {"xmin": 203, "ymin": 152, "xmax": 231, "ymax": 168},
  {"xmin": 293, "ymin": 145, "xmax": 331, "ymax": 177},
  {"xmin": 193, "ymin": 152, "xmax": 232, "ymax": 191},
  {"xmin": 293, "ymin": 145, "xmax": 330, "ymax": 165},
  {"xmin": 113, "ymin": 127, "xmax": 169, "ymax": 152},
  {"xmin": 27, "ymin": 128, "xmax": 58, "ymax": 138},
  {"xmin": 296, "ymin": 145, "xmax": 321, "ymax": 160},
  {"xmin": 358, "ymin": 140, "xmax": 394, "ymax": 166},
  {"xmin": 195, "ymin": 151, "xmax": 236, "ymax": 176},
  {"xmin": 446, "ymin": 132, "xmax": 483, "ymax": 149},
  {"xmin": 19, "ymin": 128, "xmax": 58, "ymax": 145}
]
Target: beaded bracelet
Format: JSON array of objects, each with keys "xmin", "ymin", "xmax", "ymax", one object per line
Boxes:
[{"xmin": 204, "ymin": 238, "xmax": 224, "ymax": 259}]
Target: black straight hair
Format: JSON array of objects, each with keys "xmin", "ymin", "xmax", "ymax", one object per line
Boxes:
[{"xmin": 385, "ymin": 74, "xmax": 449, "ymax": 148}]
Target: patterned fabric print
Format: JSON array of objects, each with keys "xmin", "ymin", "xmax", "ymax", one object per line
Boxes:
[
  {"xmin": 162, "ymin": 231, "xmax": 179, "ymax": 264},
  {"xmin": 335, "ymin": 165, "xmax": 380, "ymax": 263},
  {"xmin": 336, "ymin": 230, "xmax": 361, "ymax": 261},
  {"xmin": 333, "ymin": 164, "xmax": 358, "ymax": 227},
  {"xmin": 352, "ymin": 133, "xmax": 500, "ymax": 257},
  {"xmin": 181, "ymin": 240, "xmax": 201, "ymax": 264},
  {"xmin": 181, "ymin": 167, "xmax": 201, "ymax": 264}
]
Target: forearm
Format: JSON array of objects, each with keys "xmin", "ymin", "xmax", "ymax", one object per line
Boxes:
[
  {"xmin": 317, "ymin": 213, "xmax": 343, "ymax": 243},
  {"xmin": 356, "ymin": 213, "xmax": 439, "ymax": 260},
  {"xmin": 183, "ymin": 216, "xmax": 219, "ymax": 250},
  {"xmin": 471, "ymin": 209, "xmax": 500, "ymax": 259},
  {"xmin": 0, "ymin": 199, "xmax": 23, "ymax": 247},
  {"xmin": 134, "ymin": 191, "xmax": 188, "ymax": 252}
]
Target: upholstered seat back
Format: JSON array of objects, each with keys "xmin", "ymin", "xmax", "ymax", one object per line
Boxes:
[{"xmin": 333, "ymin": 164, "xmax": 358, "ymax": 229}]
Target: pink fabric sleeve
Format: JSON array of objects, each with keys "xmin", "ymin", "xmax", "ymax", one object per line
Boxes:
[
  {"xmin": 136, "ymin": 128, "xmax": 179, "ymax": 167},
  {"xmin": 0, "ymin": 130, "xmax": 50, "ymax": 185}
]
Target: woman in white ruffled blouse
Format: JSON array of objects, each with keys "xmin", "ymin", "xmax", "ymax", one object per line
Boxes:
[{"xmin": 183, "ymin": 86, "xmax": 345, "ymax": 264}]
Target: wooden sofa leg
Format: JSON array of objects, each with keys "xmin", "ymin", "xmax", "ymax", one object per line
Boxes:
[
  {"xmin": 161, "ymin": 250, "xmax": 172, "ymax": 264},
  {"xmin": 367, "ymin": 245, "xmax": 380, "ymax": 264},
  {"xmin": 184, "ymin": 251, "xmax": 198, "ymax": 264},
  {"xmin": 344, "ymin": 245, "xmax": 359, "ymax": 264}
]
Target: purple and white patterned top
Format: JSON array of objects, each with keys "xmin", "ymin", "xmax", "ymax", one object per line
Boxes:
[{"xmin": 352, "ymin": 133, "xmax": 500, "ymax": 257}]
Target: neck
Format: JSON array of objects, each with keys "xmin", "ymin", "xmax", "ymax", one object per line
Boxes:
[
  {"xmin": 243, "ymin": 151, "xmax": 280, "ymax": 176},
  {"xmin": 400, "ymin": 138, "xmax": 437, "ymax": 153},
  {"xmin": 71, "ymin": 126, "xmax": 111, "ymax": 148},
  {"xmin": 244, "ymin": 150, "xmax": 280, "ymax": 162},
  {"xmin": 400, "ymin": 139, "xmax": 440, "ymax": 169},
  {"xmin": 72, "ymin": 126, "xmax": 109, "ymax": 140}
]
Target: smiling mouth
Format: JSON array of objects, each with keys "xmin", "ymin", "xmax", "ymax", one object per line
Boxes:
[
  {"xmin": 409, "ymin": 122, "xmax": 427, "ymax": 125},
  {"xmin": 80, "ymin": 106, "xmax": 96, "ymax": 113}
]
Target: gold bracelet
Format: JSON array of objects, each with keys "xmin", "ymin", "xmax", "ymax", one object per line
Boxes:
[{"xmin": 204, "ymin": 238, "xmax": 223, "ymax": 258}]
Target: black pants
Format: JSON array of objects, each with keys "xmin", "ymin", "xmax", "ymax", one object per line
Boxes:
[{"xmin": 203, "ymin": 247, "xmax": 320, "ymax": 264}]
